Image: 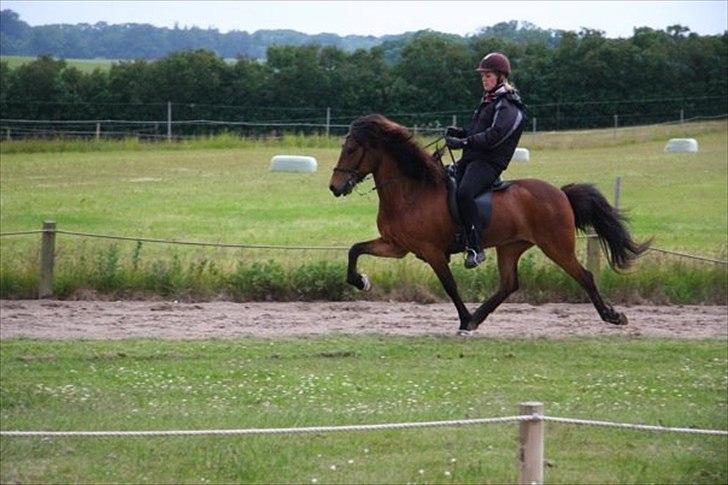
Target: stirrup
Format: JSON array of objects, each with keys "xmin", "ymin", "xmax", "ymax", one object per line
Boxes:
[{"xmin": 464, "ymin": 248, "xmax": 485, "ymax": 269}]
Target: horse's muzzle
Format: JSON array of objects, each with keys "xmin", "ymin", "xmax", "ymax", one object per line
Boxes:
[{"xmin": 329, "ymin": 180, "xmax": 354, "ymax": 197}]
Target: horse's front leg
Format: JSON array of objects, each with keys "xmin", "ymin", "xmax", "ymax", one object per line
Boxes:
[
  {"xmin": 423, "ymin": 251, "xmax": 472, "ymax": 333},
  {"xmin": 347, "ymin": 238, "xmax": 407, "ymax": 291}
]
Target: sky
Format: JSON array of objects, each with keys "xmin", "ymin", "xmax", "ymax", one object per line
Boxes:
[{"xmin": 3, "ymin": 0, "xmax": 727, "ymax": 38}]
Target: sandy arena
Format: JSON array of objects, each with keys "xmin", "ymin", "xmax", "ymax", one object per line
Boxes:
[{"xmin": 1, "ymin": 300, "xmax": 726, "ymax": 339}]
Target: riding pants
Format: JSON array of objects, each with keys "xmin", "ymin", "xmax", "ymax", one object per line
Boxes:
[{"xmin": 455, "ymin": 160, "xmax": 502, "ymax": 232}]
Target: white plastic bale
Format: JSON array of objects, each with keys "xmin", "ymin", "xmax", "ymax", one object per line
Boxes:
[
  {"xmin": 664, "ymin": 138, "xmax": 699, "ymax": 153},
  {"xmin": 270, "ymin": 155, "xmax": 318, "ymax": 173},
  {"xmin": 512, "ymin": 147, "xmax": 530, "ymax": 162}
]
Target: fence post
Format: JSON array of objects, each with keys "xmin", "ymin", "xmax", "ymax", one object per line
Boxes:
[
  {"xmin": 613, "ymin": 176, "xmax": 621, "ymax": 210},
  {"xmin": 532, "ymin": 117, "xmax": 537, "ymax": 134},
  {"xmin": 680, "ymin": 109, "xmax": 684, "ymax": 124},
  {"xmin": 452, "ymin": 114, "xmax": 457, "ymax": 127},
  {"xmin": 586, "ymin": 229, "xmax": 601, "ymax": 280},
  {"xmin": 325, "ymin": 107, "xmax": 331, "ymax": 137},
  {"xmin": 95, "ymin": 122, "xmax": 101, "ymax": 141},
  {"xmin": 167, "ymin": 101, "xmax": 172, "ymax": 142},
  {"xmin": 39, "ymin": 221, "xmax": 56, "ymax": 299},
  {"xmin": 518, "ymin": 402, "xmax": 544, "ymax": 485}
]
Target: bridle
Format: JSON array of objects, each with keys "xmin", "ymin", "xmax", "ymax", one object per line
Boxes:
[{"xmin": 332, "ymin": 135, "xmax": 369, "ymax": 195}]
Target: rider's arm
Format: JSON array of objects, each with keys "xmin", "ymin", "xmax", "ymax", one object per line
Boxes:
[{"xmin": 467, "ymin": 100, "xmax": 523, "ymax": 150}]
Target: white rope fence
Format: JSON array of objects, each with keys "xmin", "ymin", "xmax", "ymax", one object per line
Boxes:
[
  {"xmin": 2, "ymin": 403, "xmax": 725, "ymax": 484},
  {"xmin": 1, "ymin": 224, "xmax": 725, "ymax": 263},
  {"xmin": 2, "ymin": 412, "xmax": 725, "ymax": 437},
  {"xmin": 0, "ymin": 415, "xmax": 530, "ymax": 438}
]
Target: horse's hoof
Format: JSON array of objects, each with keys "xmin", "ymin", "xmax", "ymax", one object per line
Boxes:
[
  {"xmin": 456, "ymin": 329, "xmax": 473, "ymax": 337},
  {"xmin": 606, "ymin": 312, "xmax": 628, "ymax": 325},
  {"xmin": 360, "ymin": 274, "xmax": 372, "ymax": 292}
]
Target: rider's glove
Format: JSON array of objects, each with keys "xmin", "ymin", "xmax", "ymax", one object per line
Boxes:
[
  {"xmin": 445, "ymin": 126, "xmax": 467, "ymax": 138},
  {"xmin": 445, "ymin": 136, "xmax": 468, "ymax": 149}
]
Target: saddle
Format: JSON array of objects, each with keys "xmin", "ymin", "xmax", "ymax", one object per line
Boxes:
[{"xmin": 445, "ymin": 164, "xmax": 512, "ymax": 230}]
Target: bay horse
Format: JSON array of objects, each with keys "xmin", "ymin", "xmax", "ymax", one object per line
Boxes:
[{"xmin": 329, "ymin": 114, "xmax": 650, "ymax": 335}]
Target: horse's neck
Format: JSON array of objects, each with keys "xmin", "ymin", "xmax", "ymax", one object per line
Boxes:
[{"xmin": 373, "ymin": 158, "xmax": 445, "ymax": 214}]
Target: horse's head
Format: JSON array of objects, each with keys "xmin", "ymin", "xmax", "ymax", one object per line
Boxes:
[{"xmin": 329, "ymin": 133, "xmax": 375, "ymax": 197}]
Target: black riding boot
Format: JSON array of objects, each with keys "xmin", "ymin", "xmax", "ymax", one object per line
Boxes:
[{"xmin": 464, "ymin": 224, "xmax": 485, "ymax": 269}]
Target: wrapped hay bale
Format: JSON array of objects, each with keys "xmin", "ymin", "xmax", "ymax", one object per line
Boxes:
[
  {"xmin": 270, "ymin": 155, "xmax": 318, "ymax": 173},
  {"xmin": 512, "ymin": 147, "xmax": 530, "ymax": 162},
  {"xmin": 664, "ymin": 138, "xmax": 699, "ymax": 153}
]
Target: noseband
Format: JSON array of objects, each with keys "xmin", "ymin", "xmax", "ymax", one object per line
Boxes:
[{"xmin": 332, "ymin": 136, "xmax": 368, "ymax": 192}]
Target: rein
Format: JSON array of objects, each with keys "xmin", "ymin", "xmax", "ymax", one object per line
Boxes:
[
  {"xmin": 334, "ymin": 132, "xmax": 455, "ymax": 197},
  {"xmin": 427, "ymin": 135, "xmax": 456, "ymax": 166}
]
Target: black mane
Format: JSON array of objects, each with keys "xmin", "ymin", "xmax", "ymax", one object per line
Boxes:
[{"xmin": 349, "ymin": 114, "xmax": 445, "ymax": 186}]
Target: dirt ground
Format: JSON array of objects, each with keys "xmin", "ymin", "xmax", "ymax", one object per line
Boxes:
[{"xmin": 1, "ymin": 300, "xmax": 726, "ymax": 339}]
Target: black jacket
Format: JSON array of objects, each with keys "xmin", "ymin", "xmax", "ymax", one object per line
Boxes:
[{"xmin": 462, "ymin": 89, "xmax": 526, "ymax": 170}]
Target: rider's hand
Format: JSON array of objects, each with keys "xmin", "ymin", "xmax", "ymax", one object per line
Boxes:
[
  {"xmin": 445, "ymin": 136, "xmax": 468, "ymax": 149},
  {"xmin": 445, "ymin": 126, "xmax": 467, "ymax": 138}
]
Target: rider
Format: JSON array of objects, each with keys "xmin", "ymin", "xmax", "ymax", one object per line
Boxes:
[{"xmin": 445, "ymin": 52, "xmax": 526, "ymax": 269}]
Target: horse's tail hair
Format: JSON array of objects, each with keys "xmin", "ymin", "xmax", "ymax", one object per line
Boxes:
[{"xmin": 561, "ymin": 183, "xmax": 652, "ymax": 271}]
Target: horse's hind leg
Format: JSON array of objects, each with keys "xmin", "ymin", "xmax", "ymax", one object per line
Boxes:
[
  {"xmin": 347, "ymin": 238, "xmax": 407, "ymax": 291},
  {"xmin": 469, "ymin": 241, "xmax": 532, "ymax": 331},
  {"xmin": 541, "ymin": 245, "xmax": 628, "ymax": 325},
  {"xmin": 423, "ymin": 251, "xmax": 472, "ymax": 331}
]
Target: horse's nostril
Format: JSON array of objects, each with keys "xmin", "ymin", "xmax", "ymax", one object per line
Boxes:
[{"xmin": 329, "ymin": 185, "xmax": 340, "ymax": 196}]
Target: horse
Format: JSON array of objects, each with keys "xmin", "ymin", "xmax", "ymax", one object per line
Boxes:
[{"xmin": 328, "ymin": 114, "xmax": 651, "ymax": 335}]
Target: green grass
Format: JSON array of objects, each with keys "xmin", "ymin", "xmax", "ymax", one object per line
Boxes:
[
  {"xmin": 1, "ymin": 337, "xmax": 725, "ymax": 483},
  {"xmin": 0, "ymin": 121, "xmax": 726, "ymax": 302},
  {"xmin": 1, "ymin": 55, "xmax": 117, "ymax": 73}
]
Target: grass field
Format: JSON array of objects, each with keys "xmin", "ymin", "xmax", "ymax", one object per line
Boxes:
[
  {"xmin": 0, "ymin": 121, "xmax": 726, "ymax": 301},
  {"xmin": 1, "ymin": 337, "xmax": 726, "ymax": 483},
  {"xmin": 1, "ymin": 122, "xmax": 726, "ymax": 483},
  {"xmin": 1, "ymin": 55, "xmax": 117, "ymax": 73}
]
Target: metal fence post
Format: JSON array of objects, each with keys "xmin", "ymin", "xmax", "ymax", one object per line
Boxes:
[
  {"xmin": 518, "ymin": 402, "xmax": 544, "ymax": 485},
  {"xmin": 39, "ymin": 221, "xmax": 56, "ymax": 299}
]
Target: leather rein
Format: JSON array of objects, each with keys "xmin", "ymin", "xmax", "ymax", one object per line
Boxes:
[{"xmin": 333, "ymin": 133, "xmax": 454, "ymax": 196}]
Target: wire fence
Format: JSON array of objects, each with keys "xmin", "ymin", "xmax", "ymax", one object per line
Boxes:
[{"xmin": 1, "ymin": 102, "xmax": 726, "ymax": 140}]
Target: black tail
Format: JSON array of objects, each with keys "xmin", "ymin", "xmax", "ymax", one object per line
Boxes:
[{"xmin": 562, "ymin": 183, "xmax": 651, "ymax": 271}]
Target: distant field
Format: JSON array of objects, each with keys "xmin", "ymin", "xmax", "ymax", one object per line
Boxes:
[
  {"xmin": 2, "ymin": 55, "xmax": 241, "ymax": 71},
  {"xmin": 1, "ymin": 121, "xmax": 725, "ymax": 251},
  {"xmin": 1, "ymin": 55, "xmax": 118, "ymax": 72}
]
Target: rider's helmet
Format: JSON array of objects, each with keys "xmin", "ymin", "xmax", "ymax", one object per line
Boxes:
[{"xmin": 475, "ymin": 52, "xmax": 511, "ymax": 76}]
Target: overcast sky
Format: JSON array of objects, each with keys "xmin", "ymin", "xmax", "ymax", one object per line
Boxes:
[{"xmin": 3, "ymin": 1, "xmax": 727, "ymax": 38}]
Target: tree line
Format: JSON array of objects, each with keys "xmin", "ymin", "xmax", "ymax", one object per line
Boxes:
[
  {"xmin": 0, "ymin": 9, "xmax": 563, "ymax": 60},
  {"xmin": 1, "ymin": 24, "xmax": 726, "ymax": 135}
]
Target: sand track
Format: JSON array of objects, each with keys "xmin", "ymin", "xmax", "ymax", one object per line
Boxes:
[{"xmin": 1, "ymin": 300, "xmax": 725, "ymax": 339}]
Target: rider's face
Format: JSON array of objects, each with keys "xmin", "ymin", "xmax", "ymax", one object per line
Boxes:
[{"xmin": 480, "ymin": 71, "xmax": 499, "ymax": 91}]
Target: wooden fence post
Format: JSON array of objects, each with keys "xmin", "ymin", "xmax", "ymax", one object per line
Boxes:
[
  {"xmin": 586, "ymin": 229, "xmax": 601, "ymax": 280},
  {"xmin": 518, "ymin": 402, "xmax": 544, "ymax": 485},
  {"xmin": 39, "ymin": 221, "xmax": 56, "ymax": 299}
]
